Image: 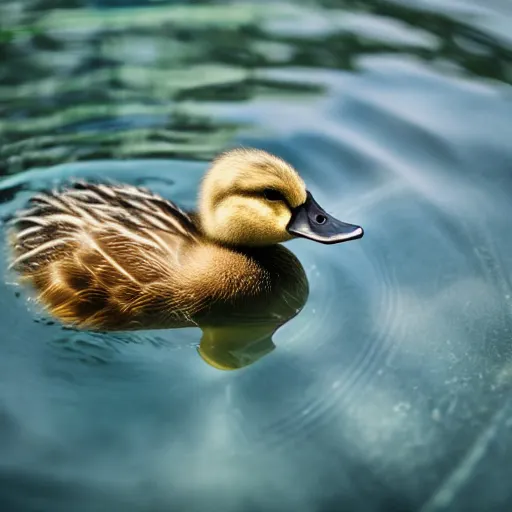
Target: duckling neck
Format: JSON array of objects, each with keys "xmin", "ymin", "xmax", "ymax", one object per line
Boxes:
[{"xmin": 195, "ymin": 214, "xmax": 279, "ymax": 251}]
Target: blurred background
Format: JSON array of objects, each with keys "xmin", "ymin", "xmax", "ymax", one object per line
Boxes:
[{"xmin": 0, "ymin": 0, "xmax": 511, "ymax": 511}]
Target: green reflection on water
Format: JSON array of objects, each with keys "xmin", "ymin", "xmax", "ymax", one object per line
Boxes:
[{"xmin": 1, "ymin": 0, "xmax": 510, "ymax": 174}]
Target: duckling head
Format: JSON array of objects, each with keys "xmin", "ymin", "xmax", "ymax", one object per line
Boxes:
[{"xmin": 199, "ymin": 148, "xmax": 363, "ymax": 247}]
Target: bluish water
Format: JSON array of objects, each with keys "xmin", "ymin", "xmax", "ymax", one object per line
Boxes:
[{"xmin": 1, "ymin": 1, "xmax": 512, "ymax": 511}]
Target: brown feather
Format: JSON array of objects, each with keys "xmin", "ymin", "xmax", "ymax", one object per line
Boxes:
[
  {"xmin": 8, "ymin": 181, "xmax": 306, "ymax": 330},
  {"xmin": 8, "ymin": 149, "xmax": 311, "ymax": 331}
]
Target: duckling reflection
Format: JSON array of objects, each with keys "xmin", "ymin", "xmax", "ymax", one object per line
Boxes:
[
  {"xmin": 197, "ymin": 247, "xmax": 308, "ymax": 370},
  {"xmin": 8, "ymin": 148, "xmax": 362, "ymax": 369}
]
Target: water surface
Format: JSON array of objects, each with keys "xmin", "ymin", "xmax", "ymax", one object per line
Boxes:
[{"xmin": 0, "ymin": 0, "xmax": 512, "ymax": 511}]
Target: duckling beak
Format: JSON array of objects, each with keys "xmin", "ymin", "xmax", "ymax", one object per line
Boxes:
[{"xmin": 287, "ymin": 191, "xmax": 364, "ymax": 244}]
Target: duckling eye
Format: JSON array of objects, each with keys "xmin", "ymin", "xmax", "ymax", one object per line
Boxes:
[{"xmin": 263, "ymin": 188, "xmax": 285, "ymax": 202}]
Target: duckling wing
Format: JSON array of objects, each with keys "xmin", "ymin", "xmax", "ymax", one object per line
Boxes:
[
  {"xmin": 8, "ymin": 183, "xmax": 199, "ymax": 329},
  {"xmin": 69, "ymin": 181, "xmax": 199, "ymax": 239}
]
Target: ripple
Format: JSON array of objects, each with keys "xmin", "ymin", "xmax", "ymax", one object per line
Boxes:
[{"xmin": 1, "ymin": 0, "xmax": 512, "ymax": 510}]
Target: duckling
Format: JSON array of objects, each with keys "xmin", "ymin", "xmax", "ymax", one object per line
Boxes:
[{"xmin": 8, "ymin": 148, "xmax": 363, "ymax": 332}]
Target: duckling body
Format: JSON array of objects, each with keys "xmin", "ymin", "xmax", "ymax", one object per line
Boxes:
[{"xmin": 8, "ymin": 148, "xmax": 362, "ymax": 331}]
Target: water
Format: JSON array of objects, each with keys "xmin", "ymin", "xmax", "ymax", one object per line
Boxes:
[{"xmin": 1, "ymin": 0, "xmax": 512, "ymax": 511}]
